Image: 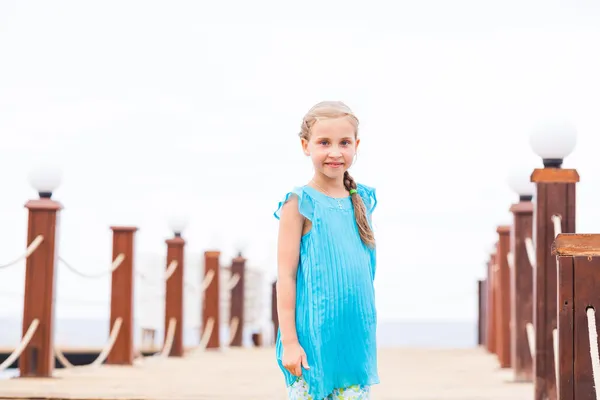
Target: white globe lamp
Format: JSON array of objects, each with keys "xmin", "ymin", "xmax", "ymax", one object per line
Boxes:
[
  {"xmin": 529, "ymin": 120, "xmax": 577, "ymax": 168},
  {"xmin": 28, "ymin": 165, "xmax": 62, "ymax": 199},
  {"xmin": 507, "ymin": 165, "xmax": 535, "ymax": 202},
  {"xmin": 168, "ymin": 215, "xmax": 188, "ymax": 237},
  {"xmin": 234, "ymin": 238, "xmax": 248, "ymax": 257}
]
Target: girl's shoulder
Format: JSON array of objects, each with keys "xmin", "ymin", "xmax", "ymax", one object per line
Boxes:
[
  {"xmin": 356, "ymin": 182, "xmax": 378, "ymax": 214},
  {"xmin": 273, "ymin": 185, "xmax": 315, "ymax": 221}
]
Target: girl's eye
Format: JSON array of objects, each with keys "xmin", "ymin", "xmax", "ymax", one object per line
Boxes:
[
  {"xmin": 319, "ymin": 140, "xmax": 329, "ymax": 145},
  {"xmin": 341, "ymin": 140, "xmax": 351, "ymax": 146}
]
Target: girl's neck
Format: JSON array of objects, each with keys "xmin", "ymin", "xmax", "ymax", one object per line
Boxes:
[{"xmin": 310, "ymin": 173, "xmax": 347, "ymax": 195}]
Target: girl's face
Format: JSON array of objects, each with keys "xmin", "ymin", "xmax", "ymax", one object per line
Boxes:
[{"xmin": 301, "ymin": 117, "xmax": 360, "ymax": 181}]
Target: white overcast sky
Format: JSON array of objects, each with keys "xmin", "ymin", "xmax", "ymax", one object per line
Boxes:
[{"xmin": 2, "ymin": 0, "xmax": 600, "ymax": 325}]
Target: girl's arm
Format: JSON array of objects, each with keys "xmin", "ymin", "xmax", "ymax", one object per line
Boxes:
[{"xmin": 276, "ymin": 195, "xmax": 304, "ymax": 346}]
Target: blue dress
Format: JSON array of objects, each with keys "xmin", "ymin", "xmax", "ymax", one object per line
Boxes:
[{"xmin": 273, "ymin": 183, "xmax": 380, "ymax": 400}]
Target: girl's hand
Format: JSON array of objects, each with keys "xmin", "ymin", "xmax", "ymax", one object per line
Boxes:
[{"xmin": 282, "ymin": 341, "xmax": 310, "ymax": 377}]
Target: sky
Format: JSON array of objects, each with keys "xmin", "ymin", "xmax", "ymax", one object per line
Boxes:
[{"xmin": 2, "ymin": 0, "xmax": 600, "ymax": 333}]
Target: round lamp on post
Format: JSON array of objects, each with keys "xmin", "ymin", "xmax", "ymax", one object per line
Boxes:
[
  {"xmin": 168, "ymin": 215, "xmax": 188, "ymax": 238},
  {"xmin": 234, "ymin": 238, "xmax": 247, "ymax": 258},
  {"xmin": 28, "ymin": 165, "xmax": 62, "ymax": 199},
  {"xmin": 507, "ymin": 166, "xmax": 535, "ymax": 202},
  {"xmin": 529, "ymin": 120, "xmax": 577, "ymax": 168}
]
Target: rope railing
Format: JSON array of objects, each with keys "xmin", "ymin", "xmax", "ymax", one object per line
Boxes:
[
  {"xmin": 0, "ymin": 235, "xmax": 44, "ymax": 270},
  {"xmin": 157, "ymin": 318, "xmax": 177, "ymax": 358},
  {"xmin": 226, "ymin": 273, "xmax": 240, "ymax": 290},
  {"xmin": 526, "ymin": 322, "xmax": 535, "ymax": 357},
  {"xmin": 164, "ymin": 260, "xmax": 179, "ymax": 281},
  {"xmin": 552, "ymin": 214, "xmax": 562, "ymax": 238},
  {"xmin": 58, "ymin": 253, "xmax": 125, "ymax": 279},
  {"xmin": 228, "ymin": 317, "xmax": 239, "ymax": 346},
  {"xmin": 524, "ymin": 237, "xmax": 536, "ymax": 268},
  {"xmin": 202, "ymin": 269, "xmax": 215, "ymax": 291},
  {"xmin": 0, "ymin": 319, "xmax": 39, "ymax": 372},
  {"xmin": 587, "ymin": 307, "xmax": 600, "ymax": 400},
  {"xmin": 54, "ymin": 317, "xmax": 123, "ymax": 368}
]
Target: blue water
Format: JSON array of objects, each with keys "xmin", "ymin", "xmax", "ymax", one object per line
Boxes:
[{"xmin": 0, "ymin": 318, "xmax": 476, "ymax": 379}]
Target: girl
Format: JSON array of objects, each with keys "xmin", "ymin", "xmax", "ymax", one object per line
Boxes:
[{"xmin": 274, "ymin": 101, "xmax": 379, "ymax": 399}]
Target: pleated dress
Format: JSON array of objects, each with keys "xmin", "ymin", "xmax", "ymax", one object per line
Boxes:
[{"xmin": 274, "ymin": 183, "xmax": 380, "ymax": 400}]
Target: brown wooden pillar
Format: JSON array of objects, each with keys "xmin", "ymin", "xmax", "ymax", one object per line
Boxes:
[
  {"xmin": 509, "ymin": 199, "xmax": 534, "ymax": 381},
  {"xmin": 106, "ymin": 226, "xmax": 137, "ymax": 365},
  {"xmin": 497, "ymin": 225, "xmax": 512, "ymax": 368},
  {"xmin": 272, "ymin": 280, "xmax": 278, "ymax": 345},
  {"xmin": 229, "ymin": 254, "xmax": 246, "ymax": 347},
  {"xmin": 20, "ymin": 197, "xmax": 62, "ymax": 377},
  {"xmin": 486, "ymin": 253, "xmax": 496, "ymax": 354},
  {"xmin": 531, "ymin": 167, "xmax": 578, "ymax": 400},
  {"xmin": 165, "ymin": 234, "xmax": 185, "ymax": 357},
  {"xmin": 477, "ymin": 279, "xmax": 486, "ymax": 346},
  {"xmin": 553, "ymin": 233, "xmax": 600, "ymax": 400},
  {"xmin": 202, "ymin": 251, "xmax": 220, "ymax": 349}
]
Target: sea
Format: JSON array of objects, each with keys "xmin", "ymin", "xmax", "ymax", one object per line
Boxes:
[{"xmin": 0, "ymin": 317, "xmax": 477, "ymax": 378}]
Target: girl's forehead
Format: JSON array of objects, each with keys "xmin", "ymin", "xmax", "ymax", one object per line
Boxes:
[{"xmin": 311, "ymin": 117, "xmax": 355, "ymax": 136}]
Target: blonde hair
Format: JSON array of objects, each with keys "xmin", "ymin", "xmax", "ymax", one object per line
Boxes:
[{"xmin": 299, "ymin": 101, "xmax": 375, "ymax": 248}]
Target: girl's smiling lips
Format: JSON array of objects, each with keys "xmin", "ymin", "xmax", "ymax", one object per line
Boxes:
[{"xmin": 325, "ymin": 162, "xmax": 344, "ymax": 168}]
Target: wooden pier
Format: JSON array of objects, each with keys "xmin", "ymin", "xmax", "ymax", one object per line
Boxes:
[{"xmin": 0, "ymin": 346, "xmax": 532, "ymax": 400}]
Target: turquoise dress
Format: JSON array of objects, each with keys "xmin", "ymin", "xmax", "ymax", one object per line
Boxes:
[{"xmin": 274, "ymin": 183, "xmax": 380, "ymax": 400}]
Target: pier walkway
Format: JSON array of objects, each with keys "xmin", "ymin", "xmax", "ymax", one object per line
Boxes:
[{"xmin": 0, "ymin": 346, "xmax": 531, "ymax": 400}]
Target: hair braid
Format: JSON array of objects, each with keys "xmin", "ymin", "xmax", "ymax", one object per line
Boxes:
[{"xmin": 344, "ymin": 171, "xmax": 375, "ymax": 248}]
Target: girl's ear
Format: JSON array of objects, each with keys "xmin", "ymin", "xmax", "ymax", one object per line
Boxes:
[{"xmin": 301, "ymin": 138, "xmax": 310, "ymax": 156}]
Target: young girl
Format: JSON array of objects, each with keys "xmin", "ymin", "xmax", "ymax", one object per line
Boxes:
[{"xmin": 274, "ymin": 101, "xmax": 379, "ymax": 399}]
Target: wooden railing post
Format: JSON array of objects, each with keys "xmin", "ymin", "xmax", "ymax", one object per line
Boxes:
[
  {"xmin": 107, "ymin": 226, "xmax": 137, "ymax": 365},
  {"xmin": 203, "ymin": 250, "xmax": 220, "ymax": 349},
  {"xmin": 486, "ymin": 251, "xmax": 496, "ymax": 354},
  {"xmin": 165, "ymin": 234, "xmax": 185, "ymax": 357},
  {"xmin": 229, "ymin": 254, "xmax": 246, "ymax": 347},
  {"xmin": 20, "ymin": 195, "xmax": 62, "ymax": 377},
  {"xmin": 553, "ymin": 233, "xmax": 600, "ymax": 400},
  {"xmin": 531, "ymin": 167, "xmax": 579, "ymax": 400},
  {"xmin": 509, "ymin": 198, "xmax": 534, "ymax": 381},
  {"xmin": 497, "ymin": 225, "xmax": 512, "ymax": 368},
  {"xmin": 477, "ymin": 279, "xmax": 486, "ymax": 346}
]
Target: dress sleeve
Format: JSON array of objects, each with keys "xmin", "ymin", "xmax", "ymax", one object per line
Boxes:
[
  {"xmin": 273, "ymin": 187, "xmax": 314, "ymax": 221},
  {"xmin": 357, "ymin": 183, "xmax": 377, "ymax": 214}
]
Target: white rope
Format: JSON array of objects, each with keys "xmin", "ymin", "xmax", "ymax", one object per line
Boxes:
[
  {"xmin": 228, "ymin": 317, "xmax": 240, "ymax": 346},
  {"xmin": 58, "ymin": 253, "xmax": 125, "ymax": 279},
  {"xmin": 227, "ymin": 273, "xmax": 240, "ymax": 290},
  {"xmin": 202, "ymin": 270, "xmax": 215, "ymax": 291},
  {"xmin": 0, "ymin": 319, "xmax": 39, "ymax": 372},
  {"xmin": 551, "ymin": 214, "xmax": 562, "ymax": 238},
  {"xmin": 164, "ymin": 260, "xmax": 179, "ymax": 280},
  {"xmin": 54, "ymin": 317, "xmax": 123, "ymax": 368},
  {"xmin": 525, "ymin": 237, "xmax": 536, "ymax": 268},
  {"xmin": 158, "ymin": 318, "xmax": 177, "ymax": 357},
  {"xmin": 553, "ymin": 328, "xmax": 558, "ymax": 384},
  {"xmin": 526, "ymin": 322, "xmax": 535, "ymax": 357},
  {"xmin": 507, "ymin": 252, "xmax": 514, "ymax": 270},
  {"xmin": 0, "ymin": 235, "xmax": 44, "ymax": 270},
  {"xmin": 199, "ymin": 318, "xmax": 215, "ymax": 350},
  {"xmin": 587, "ymin": 307, "xmax": 600, "ymax": 399}
]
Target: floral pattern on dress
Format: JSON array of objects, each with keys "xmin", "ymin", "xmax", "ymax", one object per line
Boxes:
[{"xmin": 288, "ymin": 376, "xmax": 371, "ymax": 400}]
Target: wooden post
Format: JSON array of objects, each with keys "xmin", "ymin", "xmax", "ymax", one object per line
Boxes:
[
  {"xmin": 531, "ymin": 167, "xmax": 579, "ymax": 400},
  {"xmin": 202, "ymin": 251, "xmax": 220, "ymax": 349},
  {"xmin": 493, "ymin": 249, "xmax": 501, "ymax": 358},
  {"xmin": 486, "ymin": 253, "xmax": 496, "ymax": 354},
  {"xmin": 497, "ymin": 225, "xmax": 512, "ymax": 368},
  {"xmin": 509, "ymin": 199, "xmax": 534, "ymax": 381},
  {"xmin": 165, "ymin": 235, "xmax": 185, "ymax": 357},
  {"xmin": 553, "ymin": 233, "xmax": 600, "ymax": 400},
  {"xmin": 106, "ymin": 226, "xmax": 137, "ymax": 365},
  {"xmin": 20, "ymin": 197, "xmax": 62, "ymax": 377},
  {"xmin": 229, "ymin": 254, "xmax": 246, "ymax": 347},
  {"xmin": 477, "ymin": 279, "xmax": 486, "ymax": 346},
  {"xmin": 272, "ymin": 280, "xmax": 278, "ymax": 345}
]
